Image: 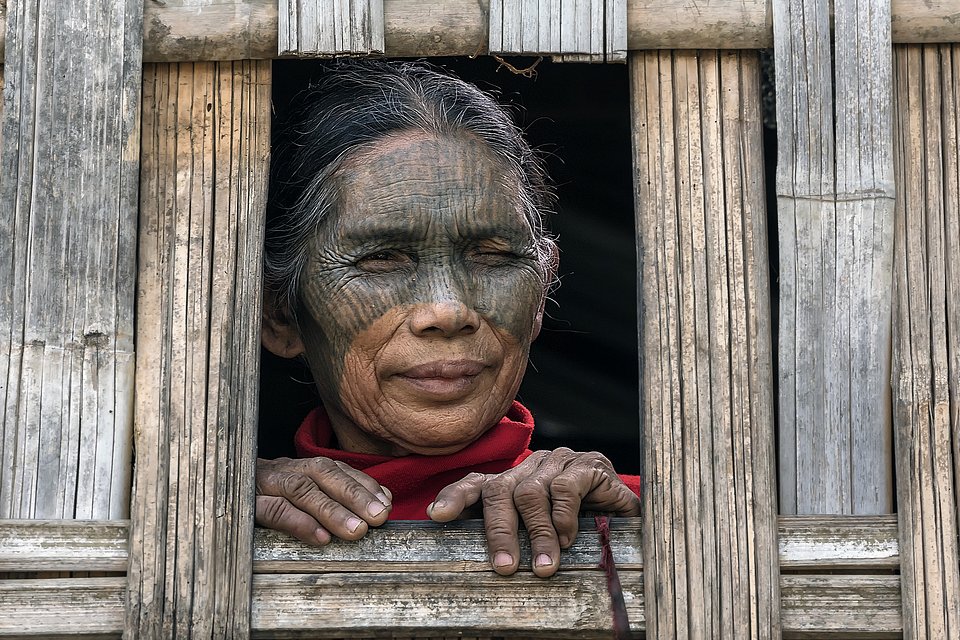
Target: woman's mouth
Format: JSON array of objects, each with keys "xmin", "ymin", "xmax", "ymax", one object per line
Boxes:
[{"xmin": 395, "ymin": 360, "xmax": 487, "ymax": 398}]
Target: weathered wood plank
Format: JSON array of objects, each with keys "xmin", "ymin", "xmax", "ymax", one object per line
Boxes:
[
  {"xmin": 630, "ymin": 49, "xmax": 779, "ymax": 640},
  {"xmin": 278, "ymin": 0, "xmax": 384, "ymax": 55},
  {"xmin": 0, "ymin": 577, "xmax": 126, "ymax": 638},
  {"xmin": 781, "ymin": 575, "xmax": 903, "ymax": 638},
  {"xmin": 254, "ymin": 518, "xmax": 643, "ymax": 572},
  {"xmin": 892, "ymin": 43, "xmax": 960, "ymax": 640},
  {"xmin": 125, "ymin": 60, "xmax": 270, "ymax": 639},
  {"xmin": 0, "ymin": 0, "xmax": 141, "ymax": 520},
  {"xmin": 774, "ymin": 0, "xmax": 895, "ymax": 515},
  {"xmin": 0, "ymin": 515, "xmax": 905, "ymax": 574},
  {"xmin": 251, "ymin": 571, "xmax": 645, "ymax": 637},
  {"xmin": 0, "ymin": 520, "xmax": 127, "ymax": 573},
  {"xmin": 778, "ymin": 515, "xmax": 899, "ymax": 571},
  {"xmin": 0, "ymin": 569, "xmax": 904, "ymax": 638},
  {"xmin": 490, "ymin": 0, "xmax": 626, "ymax": 62},
  {"xmin": 0, "ymin": 1, "xmax": 956, "ymax": 63}
]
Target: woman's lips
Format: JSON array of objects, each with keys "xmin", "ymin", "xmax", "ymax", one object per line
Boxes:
[{"xmin": 395, "ymin": 360, "xmax": 487, "ymax": 398}]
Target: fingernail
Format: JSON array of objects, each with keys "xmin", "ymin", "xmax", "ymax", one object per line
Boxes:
[
  {"xmin": 535, "ymin": 553, "xmax": 553, "ymax": 568},
  {"xmin": 346, "ymin": 517, "xmax": 363, "ymax": 533},
  {"xmin": 493, "ymin": 552, "xmax": 514, "ymax": 568},
  {"xmin": 315, "ymin": 528, "xmax": 329, "ymax": 544},
  {"xmin": 367, "ymin": 501, "xmax": 386, "ymax": 517},
  {"xmin": 432, "ymin": 499, "xmax": 446, "ymax": 511},
  {"xmin": 559, "ymin": 535, "xmax": 571, "ymax": 548},
  {"xmin": 376, "ymin": 491, "xmax": 391, "ymax": 506}
]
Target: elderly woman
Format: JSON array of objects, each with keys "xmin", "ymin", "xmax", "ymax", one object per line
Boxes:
[{"xmin": 257, "ymin": 60, "xmax": 640, "ymax": 578}]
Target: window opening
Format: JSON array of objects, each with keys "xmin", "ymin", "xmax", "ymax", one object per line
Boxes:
[{"xmin": 259, "ymin": 57, "xmax": 640, "ymax": 475}]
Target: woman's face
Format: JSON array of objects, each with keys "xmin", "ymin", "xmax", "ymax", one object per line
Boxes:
[{"xmin": 288, "ymin": 132, "xmax": 548, "ymax": 456}]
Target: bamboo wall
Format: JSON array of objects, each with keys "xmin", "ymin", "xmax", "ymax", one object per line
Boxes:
[{"xmin": 0, "ymin": 1, "xmax": 959, "ymax": 638}]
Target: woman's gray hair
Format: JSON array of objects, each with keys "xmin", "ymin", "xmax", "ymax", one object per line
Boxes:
[{"xmin": 265, "ymin": 59, "xmax": 557, "ymax": 318}]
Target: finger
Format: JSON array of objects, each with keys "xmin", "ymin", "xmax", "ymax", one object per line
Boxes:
[
  {"xmin": 550, "ymin": 459, "xmax": 642, "ymax": 543},
  {"xmin": 333, "ymin": 462, "xmax": 393, "ymax": 521},
  {"xmin": 481, "ymin": 474, "xmax": 523, "ymax": 576},
  {"xmin": 428, "ymin": 472, "xmax": 487, "ymax": 522},
  {"xmin": 298, "ymin": 459, "xmax": 391, "ymax": 526},
  {"xmin": 270, "ymin": 472, "xmax": 371, "ymax": 541},
  {"xmin": 255, "ymin": 495, "xmax": 330, "ymax": 546},
  {"xmin": 514, "ymin": 449, "xmax": 576, "ymax": 577}
]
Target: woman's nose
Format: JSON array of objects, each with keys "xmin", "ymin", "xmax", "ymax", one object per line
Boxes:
[{"xmin": 408, "ymin": 300, "xmax": 481, "ymax": 338}]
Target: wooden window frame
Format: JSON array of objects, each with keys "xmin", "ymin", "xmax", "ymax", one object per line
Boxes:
[{"xmin": 2, "ymin": 2, "xmax": 960, "ymax": 638}]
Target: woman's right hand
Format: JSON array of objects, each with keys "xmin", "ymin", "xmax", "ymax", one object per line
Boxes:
[{"xmin": 255, "ymin": 457, "xmax": 392, "ymax": 545}]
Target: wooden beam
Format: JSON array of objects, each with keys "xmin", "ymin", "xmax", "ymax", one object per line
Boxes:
[
  {"xmin": 0, "ymin": 572, "xmax": 905, "ymax": 638},
  {"xmin": 0, "ymin": 517, "xmax": 904, "ymax": 636},
  {"xmin": 780, "ymin": 575, "xmax": 903, "ymax": 638},
  {"xmin": 0, "ymin": 0, "xmax": 142, "ymax": 520},
  {"xmin": 630, "ymin": 49, "xmax": 780, "ymax": 639},
  {"xmin": 778, "ymin": 515, "xmax": 899, "ymax": 571},
  {"xmin": 0, "ymin": 515, "xmax": 902, "ymax": 573},
  {"xmin": 892, "ymin": 43, "xmax": 960, "ymax": 640},
  {"xmin": 774, "ymin": 0, "xmax": 895, "ymax": 515},
  {"xmin": 125, "ymin": 60, "xmax": 270, "ymax": 639},
  {"xmin": 0, "ymin": 1, "xmax": 958, "ymax": 63}
]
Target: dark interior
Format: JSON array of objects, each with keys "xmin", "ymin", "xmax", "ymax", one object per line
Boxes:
[{"xmin": 259, "ymin": 56, "xmax": 641, "ymax": 475}]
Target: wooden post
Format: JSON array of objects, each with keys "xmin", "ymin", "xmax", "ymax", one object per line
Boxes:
[
  {"xmin": 630, "ymin": 50, "xmax": 780, "ymax": 639},
  {"xmin": 125, "ymin": 60, "xmax": 270, "ymax": 638},
  {"xmin": 0, "ymin": 0, "xmax": 142, "ymax": 519},
  {"xmin": 892, "ymin": 43, "xmax": 960, "ymax": 640},
  {"xmin": 774, "ymin": 0, "xmax": 895, "ymax": 515}
]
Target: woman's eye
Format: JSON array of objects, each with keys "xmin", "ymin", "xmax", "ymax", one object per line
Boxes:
[
  {"xmin": 356, "ymin": 250, "xmax": 414, "ymax": 272},
  {"xmin": 471, "ymin": 248, "xmax": 521, "ymax": 266}
]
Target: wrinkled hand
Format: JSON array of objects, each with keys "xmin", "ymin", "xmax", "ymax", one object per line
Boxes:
[
  {"xmin": 256, "ymin": 457, "xmax": 392, "ymax": 545},
  {"xmin": 427, "ymin": 448, "xmax": 640, "ymax": 577}
]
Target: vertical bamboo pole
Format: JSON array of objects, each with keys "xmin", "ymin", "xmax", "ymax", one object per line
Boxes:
[
  {"xmin": 0, "ymin": 0, "xmax": 142, "ymax": 519},
  {"xmin": 630, "ymin": 50, "xmax": 780, "ymax": 640},
  {"xmin": 125, "ymin": 60, "xmax": 270, "ymax": 638},
  {"xmin": 774, "ymin": 0, "xmax": 895, "ymax": 515},
  {"xmin": 892, "ymin": 43, "xmax": 960, "ymax": 640}
]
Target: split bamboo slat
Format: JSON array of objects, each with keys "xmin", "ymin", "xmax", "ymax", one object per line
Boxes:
[
  {"xmin": 125, "ymin": 60, "xmax": 270, "ymax": 638},
  {"xmin": 278, "ymin": 0, "xmax": 384, "ymax": 56},
  {"xmin": 774, "ymin": 0, "xmax": 895, "ymax": 515},
  {"xmin": 0, "ymin": 0, "xmax": 142, "ymax": 520},
  {"xmin": 1, "ymin": 1, "xmax": 959, "ymax": 63},
  {"xmin": 630, "ymin": 50, "xmax": 779, "ymax": 639},
  {"xmin": 892, "ymin": 43, "xmax": 960, "ymax": 640},
  {"xmin": 0, "ymin": 517, "xmax": 903, "ymax": 637},
  {"xmin": 488, "ymin": 0, "xmax": 626, "ymax": 62}
]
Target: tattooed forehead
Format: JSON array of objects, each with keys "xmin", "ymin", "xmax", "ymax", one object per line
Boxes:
[{"xmin": 327, "ymin": 132, "xmax": 534, "ymax": 243}]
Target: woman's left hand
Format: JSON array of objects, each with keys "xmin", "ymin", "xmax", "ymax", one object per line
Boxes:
[{"xmin": 426, "ymin": 448, "xmax": 640, "ymax": 578}]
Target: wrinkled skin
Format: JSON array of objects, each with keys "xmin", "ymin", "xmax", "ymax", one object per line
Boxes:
[{"xmin": 258, "ymin": 131, "xmax": 640, "ymax": 577}]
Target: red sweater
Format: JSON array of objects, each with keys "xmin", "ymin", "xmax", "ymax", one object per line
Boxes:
[{"xmin": 294, "ymin": 401, "xmax": 641, "ymax": 520}]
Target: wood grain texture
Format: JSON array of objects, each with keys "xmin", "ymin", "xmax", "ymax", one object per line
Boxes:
[
  {"xmin": 124, "ymin": 60, "xmax": 270, "ymax": 639},
  {"xmin": 490, "ymin": 0, "xmax": 626, "ymax": 62},
  {"xmin": 630, "ymin": 49, "xmax": 779, "ymax": 640},
  {"xmin": 0, "ymin": 567, "xmax": 904, "ymax": 637},
  {"xmin": 278, "ymin": 0, "xmax": 384, "ymax": 55},
  {"xmin": 892, "ymin": 43, "xmax": 960, "ymax": 640},
  {"xmin": 774, "ymin": 0, "xmax": 895, "ymax": 515},
  {"xmin": 778, "ymin": 515, "xmax": 899, "ymax": 571},
  {"xmin": 254, "ymin": 517, "xmax": 643, "ymax": 572},
  {"xmin": 780, "ymin": 575, "xmax": 903, "ymax": 638},
  {"xmin": 0, "ymin": 520, "xmax": 127, "ymax": 572},
  {"xmin": 0, "ymin": 1, "xmax": 955, "ymax": 63},
  {"xmin": 0, "ymin": 0, "xmax": 141, "ymax": 520}
]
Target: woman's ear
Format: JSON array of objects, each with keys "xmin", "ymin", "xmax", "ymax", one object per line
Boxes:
[
  {"xmin": 532, "ymin": 242, "xmax": 560, "ymax": 342},
  {"xmin": 261, "ymin": 293, "xmax": 306, "ymax": 358}
]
